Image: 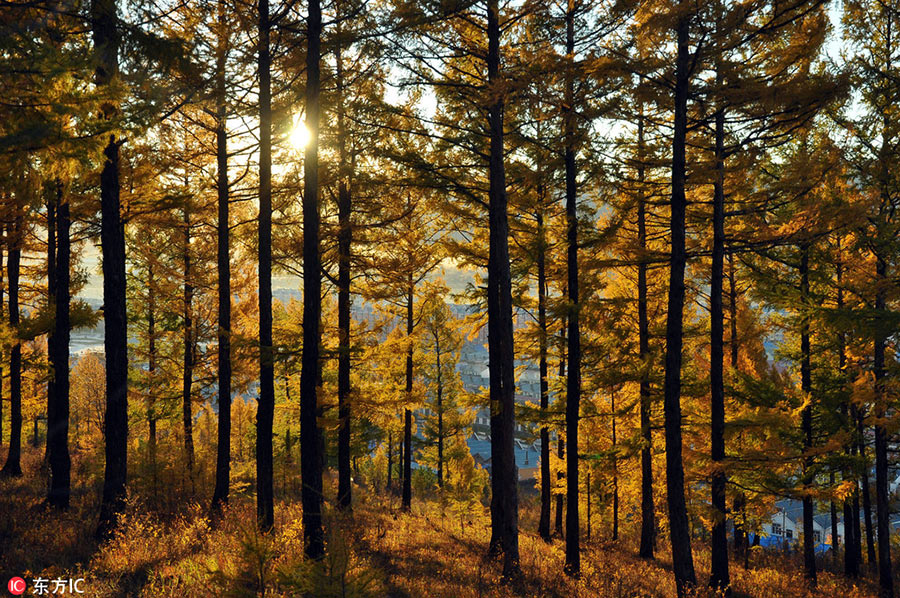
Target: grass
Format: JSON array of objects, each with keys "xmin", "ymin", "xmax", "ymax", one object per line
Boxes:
[{"xmin": 0, "ymin": 449, "xmax": 886, "ymax": 597}]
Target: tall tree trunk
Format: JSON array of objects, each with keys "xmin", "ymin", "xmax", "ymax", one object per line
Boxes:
[
  {"xmin": 709, "ymin": 80, "xmax": 730, "ymax": 593},
  {"xmin": 402, "ymin": 282, "xmax": 413, "ymax": 512},
  {"xmin": 537, "ymin": 203, "xmax": 551, "ymax": 542},
  {"xmin": 336, "ymin": 41, "xmax": 353, "ymax": 511},
  {"xmin": 611, "ymin": 390, "xmax": 618, "ymax": 542},
  {"xmin": 147, "ymin": 263, "xmax": 158, "ymax": 501},
  {"xmin": 837, "ymin": 248, "xmax": 861, "ymax": 578},
  {"xmin": 663, "ymin": 13, "xmax": 697, "ymax": 595},
  {"xmin": 637, "ymin": 109, "xmax": 655, "ymax": 560},
  {"xmin": 93, "ymin": 0, "xmax": 128, "ymax": 540},
  {"xmin": 555, "ymin": 322, "xmax": 566, "ymax": 536},
  {"xmin": 256, "ymin": 0, "xmax": 275, "ymax": 533},
  {"xmin": 729, "ymin": 254, "xmax": 747, "ymax": 565},
  {"xmin": 799, "ymin": 243, "xmax": 817, "ymax": 585},
  {"xmin": 485, "ymin": 0, "xmax": 519, "ymax": 578},
  {"xmin": 873, "ymin": 254, "xmax": 893, "ymax": 597},
  {"xmin": 436, "ymin": 333, "xmax": 444, "ymax": 488},
  {"xmin": 563, "ymin": 0, "xmax": 581, "ymax": 576},
  {"xmin": 182, "ymin": 208, "xmax": 195, "ymax": 487},
  {"xmin": 46, "ymin": 191, "xmax": 56, "ymax": 467},
  {"xmin": 47, "ymin": 187, "xmax": 71, "ymax": 508},
  {"xmin": 211, "ymin": 0, "xmax": 232, "ymax": 512},
  {"xmin": 859, "ymin": 419, "xmax": 878, "ymax": 574},
  {"xmin": 300, "ymin": 0, "xmax": 325, "ymax": 560}
]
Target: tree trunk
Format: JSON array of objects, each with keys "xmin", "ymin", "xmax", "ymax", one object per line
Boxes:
[
  {"xmin": 436, "ymin": 333, "xmax": 444, "ymax": 488},
  {"xmin": 663, "ymin": 13, "xmax": 697, "ymax": 595},
  {"xmin": 637, "ymin": 109, "xmax": 655, "ymax": 561},
  {"xmin": 336, "ymin": 41, "xmax": 353, "ymax": 511},
  {"xmin": 537, "ymin": 203, "xmax": 551, "ymax": 542},
  {"xmin": 47, "ymin": 186, "xmax": 71, "ymax": 509},
  {"xmin": 873, "ymin": 254, "xmax": 893, "ymax": 597},
  {"xmin": 859, "ymin": 421, "xmax": 878, "ymax": 574},
  {"xmin": 555, "ymin": 323, "xmax": 566, "ymax": 537},
  {"xmin": 182, "ymin": 208, "xmax": 195, "ymax": 487},
  {"xmin": 93, "ymin": 0, "xmax": 128, "ymax": 540},
  {"xmin": 402, "ymin": 282, "xmax": 413, "ymax": 511},
  {"xmin": 300, "ymin": 0, "xmax": 325, "ymax": 560},
  {"xmin": 256, "ymin": 0, "xmax": 275, "ymax": 533},
  {"xmin": 485, "ymin": 0, "xmax": 519, "ymax": 578},
  {"xmin": 563, "ymin": 0, "xmax": 581, "ymax": 577},
  {"xmin": 799, "ymin": 244, "xmax": 817, "ymax": 586},
  {"xmin": 147, "ymin": 263, "xmax": 158, "ymax": 501},
  {"xmin": 211, "ymin": 0, "xmax": 232, "ymax": 512},
  {"xmin": 611, "ymin": 390, "xmax": 618, "ymax": 542},
  {"xmin": 709, "ymin": 86, "xmax": 730, "ymax": 593}
]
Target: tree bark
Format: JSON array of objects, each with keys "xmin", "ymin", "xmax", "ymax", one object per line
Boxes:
[
  {"xmin": 336, "ymin": 41, "xmax": 353, "ymax": 511},
  {"xmin": 211, "ymin": 0, "xmax": 232, "ymax": 512},
  {"xmin": 799, "ymin": 244, "xmax": 817, "ymax": 586},
  {"xmin": 402, "ymin": 282, "xmax": 413, "ymax": 511},
  {"xmin": 563, "ymin": 0, "xmax": 581, "ymax": 577},
  {"xmin": 182, "ymin": 208, "xmax": 195, "ymax": 487},
  {"xmin": 47, "ymin": 186, "xmax": 71, "ymax": 508},
  {"xmin": 537, "ymin": 204, "xmax": 551, "ymax": 542},
  {"xmin": 637, "ymin": 109, "xmax": 655, "ymax": 561},
  {"xmin": 859, "ymin": 419, "xmax": 878, "ymax": 574},
  {"xmin": 93, "ymin": 0, "xmax": 128, "ymax": 540},
  {"xmin": 663, "ymin": 13, "xmax": 697, "ymax": 595},
  {"xmin": 256, "ymin": 0, "xmax": 275, "ymax": 533},
  {"xmin": 709, "ymin": 86, "xmax": 730, "ymax": 593},
  {"xmin": 485, "ymin": 0, "xmax": 519, "ymax": 578},
  {"xmin": 873, "ymin": 254, "xmax": 893, "ymax": 597},
  {"xmin": 300, "ymin": 0, "xmax": 325, "ymax": 560}
]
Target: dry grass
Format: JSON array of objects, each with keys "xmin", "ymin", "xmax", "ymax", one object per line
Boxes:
[{"xmin": 0, "ymin": 450, "xmax": 886, "ymax": 597}]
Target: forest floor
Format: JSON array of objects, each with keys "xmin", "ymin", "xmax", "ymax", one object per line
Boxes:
[{"xmin": 0, "ymin": 450, "xmax": 886, "ymax": 598}]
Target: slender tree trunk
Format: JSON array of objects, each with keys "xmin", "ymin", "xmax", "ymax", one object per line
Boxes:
[
  {"xmin": 637, "ymin": 109, "xmax": 655, "ymax": 560},
  {"xmin": 709, "ymin": 82, "xmax": 730, "ymax": 593},
  {"xmin": 837, "ymin": 248, "xmax": 860, "ymax": 578},
  {"xmin": 387, "ymin": 431, "xmax": 393, "ymax": 490},
  {"xmin": 93, "ymin": 0, "xmax": 128, "ymax": 539},
  {"xmin": 436, "ymin": 334, "xmax": 444, "ymax": 488},
  {"xmin": 47, "ymin": 187, "xmax": 71, "ymax": 508},
  {"xmin": 663, "ymin": 13, "xmax": 697, "ymax": 595},
  {"xmin": 256, "ymin": 0, "xmax": 275, "ymax": 533},
  {"xmin": 563, "ymin": 0, "xmax": 581, "ymax": 576},
  {"xmin": 555, "ymin": 323, "xmax": 566, "ymax": 537},
  {"xmin": 860, "ymin": 419, "xmax": 878, "ymax": 574},
  {"xmin": 537, "ymin": 203, "xmax": 551, "ymax": 542},
  {"xmin": 873, "ymin": 254, "xmax": 893, "ymax": 597},
  {"xmin": 182, "ymin": 208, "xmax": 195, "ymax": 487},
  {"xmin": 147, "ymin": 263, "xmax": 158, "ymax": 502},
  {"xmin": 300, "ymin": 0, "xmax": 325, "ymax": 559},
  {"xmin": 336, "ymin": 41, "xmax": 353, "ymax": 511},
  {"xmin": 402, "ymin": 282, "xmax": 413, "ymax": 511},
  {"xmin": 799, "ymin": 244, "xmax": 817, "ymax": 585},
  {"xmin": 485, "ymin": 0, "xmax": 519, "ymax": 578},
  {"xmin": 611, "ymin": 390, "xmax": 618, "ymax": 542},
  {"xmin": 211, "ymin": 0, "xmax": 232, "ymax": 512}
]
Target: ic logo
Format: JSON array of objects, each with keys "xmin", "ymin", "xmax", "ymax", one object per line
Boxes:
[{"xmin": 7, "ymin": 577, "xmax": 26, "ymax": 596}]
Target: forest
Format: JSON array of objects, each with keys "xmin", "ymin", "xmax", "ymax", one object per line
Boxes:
[{"xmin": 1, "ymin": 0, "xmax": 900, "ymax": 597}]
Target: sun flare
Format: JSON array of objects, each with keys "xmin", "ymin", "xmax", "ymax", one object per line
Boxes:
[{"xmin": 289, "ymin": 121, "xmax": 311, "ymax": 151}]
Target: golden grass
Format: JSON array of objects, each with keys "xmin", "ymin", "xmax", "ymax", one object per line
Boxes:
[{"xmin": 0, "ymin": 452, "xmax": 886, "ymax": 598}]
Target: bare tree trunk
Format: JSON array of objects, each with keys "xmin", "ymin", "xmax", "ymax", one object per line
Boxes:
[
  {"xmin": 799, "ymin": 244, "xmax": 817, "ymax": 586},
  {"xmin": 47, "ymin": 185, "xmax": 71, "ymax": 508},
  {"xmin": 563, "ymin": 0, "xmax": 581, "ymax": 576},
  {"xmin": 402, "ymin": 281, "xmax": 413, "ymax": 511},
  {"xmin": 663, "ymin": 13, "xmax": 697, "ymax": 595},
  {"xmin": 300, "ymin": 0, "xmax": 325, "ymax": 559},
  {"xmin": 637, "ymin": 109, "xmax": 655, "ymax": 561},
  {"xmin": 93, "ymin": 0, "xmax": 128, "ymax": 540},
  {"xmin": 485, "ymin": 0, "xmax": 519, "ymax": 579},
  {"xmin": 211, "ymin": 0, "xmax": 231, "ymax": 512},
  {"xmin": 182, "ymin": 208, "xmax": 195, "ymax": 488},
  {"xmin": 537, "ymin": 202, "xmax": 551, "ymax": 542}
]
